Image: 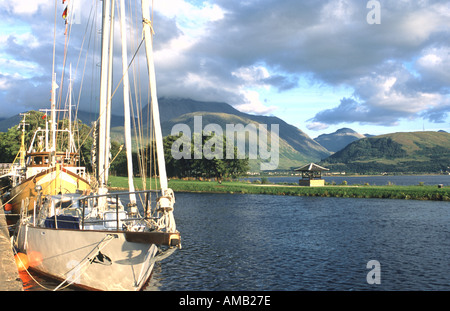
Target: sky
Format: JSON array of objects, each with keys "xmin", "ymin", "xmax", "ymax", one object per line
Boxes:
[{"xmin": 0, "ymin": 0, "xmax": 449, "ymax": 139}]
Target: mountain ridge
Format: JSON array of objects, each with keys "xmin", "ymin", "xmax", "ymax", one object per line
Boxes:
[
  {"xmin": 314, "ymin": 127, "xmax": 367, "ymax": 153},
  {"xmin": 160, "ymin": 110, "xmax": 329, "ymax": 170},
  {"xmin": 320, "ymin": 131, "xmax": 450, "ymax": 174}
]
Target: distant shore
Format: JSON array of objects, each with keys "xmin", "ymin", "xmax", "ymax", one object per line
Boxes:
[{"xmin": 108, "ymin": 176, "xmax": 450, "ymax": 201}]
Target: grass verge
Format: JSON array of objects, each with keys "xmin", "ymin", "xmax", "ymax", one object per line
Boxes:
[{"xmin": 107, "ymin": 176, "xmax": 450, "ymax": 201}]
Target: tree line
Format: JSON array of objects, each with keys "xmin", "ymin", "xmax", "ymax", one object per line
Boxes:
[{"xmin": 163, "ymin": 133, "xmax": 249, "ymax": 179}]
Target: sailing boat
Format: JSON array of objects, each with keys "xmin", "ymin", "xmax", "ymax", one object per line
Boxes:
[
  {"xmin": 12, "ymin": 0, "xmax": 180, "ymax": 291},
  {"xmin": 1, "ymin": 71, "xmax": 91, "ymax": 218}
]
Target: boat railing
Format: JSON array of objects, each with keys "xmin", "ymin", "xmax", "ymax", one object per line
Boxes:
[{"xmin": 53, "ymin": 190, "xmax": 162, "ymax": 231}]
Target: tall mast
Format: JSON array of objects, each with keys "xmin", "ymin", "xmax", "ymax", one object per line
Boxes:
[
  {"xmin": 141, "ymin": 0, "xmax": 168, "ymax": 192},
  {"xmin": 98, "ymin": 0, "xmax": 112, "ymax": 189},
  {"xmin": 68, "ymin": 64, "xmax": 73, "ymax": 153},
  {"xmin": 50, "ymin": 0, "xmax": 57, "ymax": 153},
  {"xmin": 104, "ymin": 0, "xmax": 115, "ymax": 183},
  {"xmin": 119, "ymin": 0, "xmax": 136, "ymax": 204},
  {"xmin": 50, "ymin": 72, "xmax": 58, "ymax": 152}
]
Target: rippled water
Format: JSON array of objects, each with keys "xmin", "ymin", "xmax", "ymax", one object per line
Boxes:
[
  {"xmin": 23, "ymin": 192, "xmax": 450, "ymax": 291},
  {"xmin": 146, "ymin": 193, "xmax": 450, "ymax": 291}
]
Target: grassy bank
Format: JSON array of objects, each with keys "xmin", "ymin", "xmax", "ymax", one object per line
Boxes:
[{"xmin": 108, "ymin": 176, "xmax": 450, "ymax": 201}]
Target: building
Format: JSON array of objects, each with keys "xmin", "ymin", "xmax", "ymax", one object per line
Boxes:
[{"xmin": 294, "ymin": 163, "xmax": 329, "ymax": 187}]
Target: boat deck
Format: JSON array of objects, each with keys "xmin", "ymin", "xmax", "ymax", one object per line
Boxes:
[{"xmin": 0, "ymin": 202, "xmax": 23, "ymax": 291}]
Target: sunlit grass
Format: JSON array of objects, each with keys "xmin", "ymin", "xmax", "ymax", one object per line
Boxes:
[{"xmin": 107, "ymin": 176, "xmax": 450, "ymax": 201}]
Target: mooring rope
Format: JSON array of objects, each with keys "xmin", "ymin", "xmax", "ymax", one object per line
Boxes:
[{"xmin": 11, "ymin": 232, "xmax": 117, "ymax": 291}]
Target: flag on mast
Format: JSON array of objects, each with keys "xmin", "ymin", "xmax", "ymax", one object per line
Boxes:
[{"xmin": 62, "ymin": 6, "xmax": 68, "ymax": 21}]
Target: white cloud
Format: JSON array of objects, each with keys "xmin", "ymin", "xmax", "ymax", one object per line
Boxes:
[
  {"xmin": 232, "ymin": 65, "xmax": 270, "ymax": 89},
  {"xmin": 0, "ymin": 75, "xmax": 11, "ymax": 90},
  {"xmin": 235, "ymin": 90, "xmax": 277, "ymax": 115},
  {"xmin": 1, "ymin": 0, "xmax": 51, "ymax": 15},
  {"xmin": 155, "ymin": 0, "xmax": 225, "ymax": 34},
  {"xmin": 307, "ymin": 121, "xmax": 330, "ymax": 131}
]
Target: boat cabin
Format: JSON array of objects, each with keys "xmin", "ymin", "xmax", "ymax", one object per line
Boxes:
[{"xmin": 25, "ymin": 151, "xmax": 87, "ymax": 180}]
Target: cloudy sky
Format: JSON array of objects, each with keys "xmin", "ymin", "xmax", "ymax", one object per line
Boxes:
[{"xmin": 1, "ymin": 0, "xmax": 449, "ymax": 138}]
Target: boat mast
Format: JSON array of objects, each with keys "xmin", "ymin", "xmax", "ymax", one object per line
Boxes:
[
  {"xmin": 18, "ymin": 113, "xmax": 29, "ymax": 167},
  {"xmin": 104, "ymin": 0, "xmax": 115, "ymax": 184},
  {"xmin": 98, "ymin": 0, "xmax": 112, "ymax": 191},
  {"xmin": 141, "ymin": 0, "xmax": 168, "ymax": 192},
  {"xmin": 50, "ymin": 72, "xmax": 58, "ymax": 152},
  {"xmin": 68, "ymin": 64, "xmax": 74, "ymax": 153},
  {"xmin": 119, "ymin": 0, "xmax": 137, "ymax": 204},
  {"xmin": 50, "ymin": 0, "xmax": 58, "ymax": 153}
]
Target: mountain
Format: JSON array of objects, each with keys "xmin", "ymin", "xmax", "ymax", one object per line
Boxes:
[
  {"xmin": 112, "ymin": 97, "xmax": 330, "ymax": 170},
  {"xmin": 0, "ymin": 110, "xmax": 127, "ymax": 132},
  {"xmin": 160, "ymin": 110, "xmax": 330, "ymax": 171},
  {"xmin": 116, "ymin": 98, "xmax": 331, "ymax": 170},
  {"xmin": 157, "ymin": 98, "xmax": 331, "ymax": 170},
  {"xmin": 0, "ymin": 114, "xmax": 21, "ymax": 132},
  {"xmin": 157, "ymin": 97, "xmax": 241, "ymax": 122},
  {"xmin": 159, "ymin": 98, "xmax": 328, "ymax": 148},
  {"xmin": 0, "ymin": 97, "xmax": 331, "ymax": 171},
  {"xmin": 320, "ymin": 131, "xmax": 450, "ymax": 174},
  {"xmin": 314, "ymin": 128, "xmax": 366, "ymax": 153}
]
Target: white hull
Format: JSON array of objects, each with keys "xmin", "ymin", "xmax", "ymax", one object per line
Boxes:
[{"xmin": 16, "ymin": 224, "xmax": 159, "ymax": 291}]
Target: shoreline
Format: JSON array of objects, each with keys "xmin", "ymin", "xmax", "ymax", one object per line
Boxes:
[{"xmin": 108, "ymin": 177, "xmax": 450, "ymax": 201}]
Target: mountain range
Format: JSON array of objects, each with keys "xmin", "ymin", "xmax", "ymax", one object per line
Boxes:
[
  {"xmin": 313, "ymin": 128, "xmax": 371, "ymax": 153},
  {"xmin": 1, "ymin": 97, "xmax": 448, "ymax": 173},
  {"xmin": 0, "ymin": 98, "xmax": 332, "ymax": 171}
]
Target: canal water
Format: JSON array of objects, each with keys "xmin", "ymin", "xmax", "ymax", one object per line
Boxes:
[{"xmin": 21, "ymin": 190, "xmax": 450, "ymax": 291}]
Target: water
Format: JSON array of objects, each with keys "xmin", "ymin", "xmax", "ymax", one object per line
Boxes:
[
  {"xmin": 22, "ymin": 192, "xmax": 450, "ymax": 291},
  {"xmin": 242, "ymin": 174, "xmax": 450, "ymax": 186},
  {"xmin": 147, "ymin": 193, "xmax": 450, "ymax": 291}
]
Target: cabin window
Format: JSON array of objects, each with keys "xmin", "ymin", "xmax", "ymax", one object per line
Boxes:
[{"xmin": 33, "ymin": 156, "xmax": 43, "ymax": 165}]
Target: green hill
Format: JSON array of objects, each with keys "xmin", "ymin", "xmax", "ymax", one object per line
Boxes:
[
  {"xmin": 161, "ymin": 111, "xmax": 329, "ymax": 171},
  {"xmin": 112, "ymin": 98, "xmax": 331, "ymax": 171},
  {"xmin": 320, "ymin": 131, "xmax": 450, "ymax": 174}
]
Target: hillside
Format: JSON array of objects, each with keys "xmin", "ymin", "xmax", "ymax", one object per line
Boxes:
[
  {"xmin": 161, "ymin": 111, "xmax": 329, "ymax": 171},
  {"xmin": 119, "ymin": 98, "xmax": 331, "ymax": 171},
  {"xmin": 156, "ymin": 98, "xmax": 331, "ymax": 161},
  {"xmin": 320, "ymin": 131, "xmax": 450, "ymax": 174},
  {"xmin": 314, "ymin": 128, "xmax": 366, "ymax": 153}
]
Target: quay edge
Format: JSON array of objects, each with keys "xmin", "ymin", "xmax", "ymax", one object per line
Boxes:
[{"xmin": 0, "ymin": 200, "xmax": 23, "ymax": 291}]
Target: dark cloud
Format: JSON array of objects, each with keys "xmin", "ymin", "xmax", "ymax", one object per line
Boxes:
[
  {"xmin": 168, "ymin": 0, "xmax": 450, "ymax": 127},
  {"xmin": 421, "ymin": 102, "xmax": 450, "ymax": 123},
  {"xmin": 1, "ymin": 0, "xmax": 450, "ymax": 129},
  {"xmin": 308, "ymin": 97, "xmax": 406, "ymax": 126}
]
